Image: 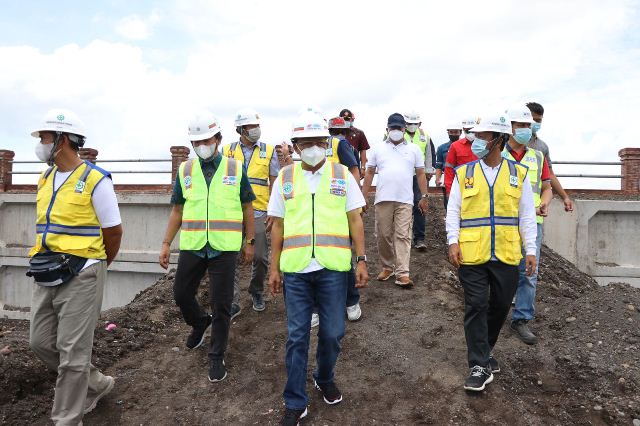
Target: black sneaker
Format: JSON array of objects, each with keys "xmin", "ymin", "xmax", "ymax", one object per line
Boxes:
[
  {"xmin": 252, "ymin": 293, "xmax": 265, "ymax": 312},
  {"xmin": 230, "ymin": 303, "xmax": 242, "ymax": 320},
  {"xmin": 464, "ymin": 365, "xmax": 494, "ymax": 391},
  {"xmin": 511, "ymin": 320, "xmax": 538, "ymax": 345},
  {"xmin": 489, "ymin": 355, "xmax": 500, "ymax": 373},
  {"xmin": 314, "ymin": 380, "xmax": 343, "ymax": 405},
  {"xmin": 185, "ymin": 315, "xmax": 212, "ymax": 349},
  {"xmin": 279, "ymin": 407, "xmax": 308, "ymax": 426},
  {"xmin": 208, "ymin": 358, "xmax": 227, "ymax": 382}
]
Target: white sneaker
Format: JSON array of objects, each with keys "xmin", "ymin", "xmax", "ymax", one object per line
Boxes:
[
  {"xmin": 311, "ymin": 313, "xmax": 319, "ymax": 328},
  {"xmin": 346, "ymin": 304, "xmax": 362, "ymax": 321}
]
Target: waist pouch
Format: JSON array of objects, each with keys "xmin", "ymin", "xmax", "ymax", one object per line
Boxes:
[{"xmin": 26, "ymin": 252, "xmax": 88, "ymax": 287}]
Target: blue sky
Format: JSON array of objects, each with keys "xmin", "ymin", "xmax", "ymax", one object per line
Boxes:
[{"xmin": 1, "ymin": 0, "xmax": 639, "ymax": 188}]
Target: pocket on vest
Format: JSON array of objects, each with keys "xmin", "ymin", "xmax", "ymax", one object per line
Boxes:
[{"xmin": 459, "ymin": 230, "xmax": 481, "ymax": 264}]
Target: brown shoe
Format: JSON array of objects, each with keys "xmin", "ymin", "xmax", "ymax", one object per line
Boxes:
[
  {"xmin": 394, "ymin": 276, "xmax": 414, "ymax": 288},
  {"xmin": 377, "ymin": 269, "xmax": 395, "ymax": 281}
]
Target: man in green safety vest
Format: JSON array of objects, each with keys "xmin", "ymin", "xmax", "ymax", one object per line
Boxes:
[
  {"xmin": 503, "ymin": 105, "xmax": 553, "ymax": 345},
  {"xmin": 267, "ymin": 110, "xmax": 368, "ymax": 425},
  {"xmin": 159, "ymin": 110, "xmax": 256, "ymax": 383}
]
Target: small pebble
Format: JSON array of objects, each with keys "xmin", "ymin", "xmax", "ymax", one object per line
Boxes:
[
  {"xmin": 632, "ymin": 419, "xmax": 640, "ymax": 426},
  {"xmin": 0, "ymin": 345, "xmax": 11, "ymax": 355},
  {"xmin": 537, "ymin": 380, "xmax": 543, "ymax": 385},
  {"xmin": 171, "ymin": 347, "xmax": 180, "ymax": 352},
  {"xmin": 594, "ymin": 405, "xmax": 603, "ymax": 411},
  {"xmin": 566, "ymin": 316, "xmax": 576, "ymax": 323},
  {"xmin": 628, "ymin": 304, "xmax": 636, "ymax": 311},
  {"xmin": 586, "ymin": 343, "xmax": 593, "ymax": 349}
]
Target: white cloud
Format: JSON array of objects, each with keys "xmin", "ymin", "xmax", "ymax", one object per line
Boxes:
[
  {"xmin": 115, "ymin": 11, "xmax": 160, "ymax": 41},
  {"xmin": 1, "ymin": 0, "xmax": 638, "ymax": 188}
]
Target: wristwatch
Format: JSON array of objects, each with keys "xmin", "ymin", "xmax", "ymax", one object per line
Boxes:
[
  {"xmin": 356, "ymin": 255, "xmax": 367, "ymax": 263},
  {"xmin": 421, "ymin": 193, "xmax": 429, "ymax": 199},
  {"xmin": 246, "ymin": 238, "xmax": 256, "ymax": 245}
]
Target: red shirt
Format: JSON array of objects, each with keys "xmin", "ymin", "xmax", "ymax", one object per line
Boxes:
[
  {"xmin": 345, "ymin": 127, "xmax": 370, "ymax": 152},
  {"xmin": 506, "ymin": 145, "xmax": 551, "ymax": 181},
  {"xmin": 444, "ymin": 138, "xmax": 477, "ymax": 195}
]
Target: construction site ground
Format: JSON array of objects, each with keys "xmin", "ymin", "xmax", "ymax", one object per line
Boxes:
[{"xmin": 1, "ymin": 198, "xmax": 639, "ymax": 425}]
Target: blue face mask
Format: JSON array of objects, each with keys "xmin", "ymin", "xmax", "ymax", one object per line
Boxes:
[
  {"xmin": 471, "ymin": 138, "xmax": 490, "ymax": 159},
  {"xmin": 531, "ymin": 122, "xmax": 541, "ymax": 134},
  {"xmin": 513, "ymin": 127, "xmax": 532, "ymax": 145}
]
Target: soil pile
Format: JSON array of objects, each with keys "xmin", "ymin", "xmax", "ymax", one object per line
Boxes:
[{"xmin": 1, "ymin": 199, "xmax": 639, "ymax": 425}]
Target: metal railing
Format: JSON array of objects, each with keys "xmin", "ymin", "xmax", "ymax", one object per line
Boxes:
[{"xmin": 551, "ymin": 161, "xmax": 622, "ymax": 179}]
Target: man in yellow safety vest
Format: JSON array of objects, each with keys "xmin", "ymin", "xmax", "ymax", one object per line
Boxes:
[
  {"xmin": 223, "ymin": 108, "xmax": 279, "ymax": 316},
  {"xmin": 503, "ymin": 105, "xmax": 553, "ymax": 345},
  {"xmin": 159, "ymin": 110, "xmax": 255, "ymax": 383},
  {"xmin": 28, "ymin": 108, "xmax": 123, "ymax": 424},
  {"xmin": 267, "ymin": 111, "xmax": 368, "ymax": 425},
  {"xmin": 446, "ymin": 113, "xmax": 537, "ymax": 392}
]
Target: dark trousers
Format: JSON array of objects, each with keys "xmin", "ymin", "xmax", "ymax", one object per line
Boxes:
[
  {"xmin": 412, "ymin": 176, "xmax": 425, "ymax": 244},
  {"xmin": 173, "ymin": 250, "xmax": 238, "ymax": 360},
  {"xmin": 459, "ymin": 261, "xmax": 518, "ymax": 368},
  {"xmin": 346, "ymin": 262, "xmax": 359, "ymax": 307},
  {"xmin": 441, "ymin": 186, "xmax": 449, "ymax": 210}
]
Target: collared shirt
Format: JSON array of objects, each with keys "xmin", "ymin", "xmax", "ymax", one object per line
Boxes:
[
  {"xmin": 170, "ymin": 154, "xmax": 256, "ymax": 258},
  {"xmin": 267, "ymin": 161, "xmax": 365, "ymax": 273},
  {"xmin": 446, "ymin": 160, "xmax": 537, "ymax": 256},
  {"xmin": 504, "ymin": 144, "xmax": 552, "ymax": 182},
  {"xmin": 237, "ymin": 140, "xmax": 281, "ymax": 218},
  {"xmin": 366, "ymin": 139, "xmax": 425, "ymax": 205},
  {"xmin": 435, "ymin": 141, "xmax": 453, "ymax": 170},
  {"xmin": 444, "ymin": 137, "xmax": 477, "ymax": 195}
]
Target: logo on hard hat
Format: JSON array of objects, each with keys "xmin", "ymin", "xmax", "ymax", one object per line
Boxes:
[
  {"xmin": 208, "ymin": 123, "xmax": 217, "ymax": 129},
  {"xmin": 500, "ymin": 117, "xmax": 506, "ymax": 123},
  {"xmin": 57, "ymin": 114, "xmax": 65, "ymax": 121}
]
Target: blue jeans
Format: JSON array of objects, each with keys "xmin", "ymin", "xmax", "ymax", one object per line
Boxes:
[
  {"xmin": 283, "ymin": 268, "xmax": 348, "ymax": 410},
  {"xmin": 346, "ymin": 263, "xmax": 360, "ymax": 307},
  {"xmin": 512, "ymin": 223, "xmax": 543, "ymax": 322},
  {"xmin": 412, "ymin": 176, "xmax": 425, "ymax": 243}
]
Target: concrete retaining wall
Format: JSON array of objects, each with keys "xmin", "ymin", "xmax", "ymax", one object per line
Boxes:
[
  {"xmin": 0, "ymin": 192, "xmax": 178, "ymax": 318},
  {"xmin": 543, "ymin": 198, "xmax": 640, "ymax": 288}
]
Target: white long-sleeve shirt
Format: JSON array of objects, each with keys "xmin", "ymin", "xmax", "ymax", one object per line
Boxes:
[{"xmin": 446, "ymin": 160, "xmax": 537, "ymax": 256}]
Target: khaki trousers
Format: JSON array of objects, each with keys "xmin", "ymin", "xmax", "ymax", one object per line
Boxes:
[
  {"xmin": 30, "ymin": 261, "xmax": 110, "ymax": 426},
  {"xmin": 375, "ymin": 201, "xmax": 413, "ymax": 277}
]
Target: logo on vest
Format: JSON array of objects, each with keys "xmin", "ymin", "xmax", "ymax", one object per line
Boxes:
[
  {"xmin": 509, "ymin": 175, "xmax": 519, "ymax": 187},
  {"xmin": 330, "ymin": 178, "xmax": 346, "ymax": 196},
  {"xmin": 525, "ymin": 156, "xmax": 536, "ymax": 162},
  {"xmin": 464, "ymin": 177, "xmax": 474, "ymax": 189},
  {"xmin": 223, "ymin": 176, "xmax": 237, "ymax": 186},
  {"xmin": 283, "ymin": 182, "xmax": 293, "ymax": 195},
  {"xmin": 74, "ymin": 180, "xmax": 86, "ymax": 193},
  {"xmin": 184, "ymin": 175, "xmax": 192, "ymax": 188}
]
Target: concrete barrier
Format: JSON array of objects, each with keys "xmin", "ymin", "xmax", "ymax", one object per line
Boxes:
[
  {"xmin": 543, "ymin": 198, "xmax": 640, "ymax": 288},
  {"xmin": 0, "ymin": 192, "xmax": 179, "ymax": 318}
]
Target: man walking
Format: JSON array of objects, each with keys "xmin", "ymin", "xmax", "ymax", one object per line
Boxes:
[
  {"xmin": 28, "ymin": 109, "xmax": 123, "ymax": 424},
  {"xmin": 404, "ymin": 111, "xmax": 436, "ymax": 251},
  {"xmin": 268, "ymin": 111, "xmax": 368, "ymax": 425},
  {"xmin": 339, "ymin": 108, "xmax": 370, "ymax": 177},
  {"xmin": 362, "ymin": 113, "xmax": 428, "ymax": 288},
  {"xmin": 503, "ymin": 105, "xmax": 553, "ymax": 344},
  {"xmin": 159, "ymin": 110, "xmax": 255, "ymax": 382},
  {"xmin": 223, "ymin": 108, "xmax": 279, "ymax": 316},
  {"xmin": 444, "ymin": 117, "xmax": 478, "ymax": 196},
  {"xmin": 435, "ymin": 122, "xmax": 463, "ymax": 209},
  {"xmin": 446, "ymin": 113, "xmax": 537, "ymax": 392}
]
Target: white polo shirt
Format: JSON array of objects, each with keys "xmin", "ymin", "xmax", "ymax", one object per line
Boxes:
[{"xmin": 366, "ymin": 139, "xmax": 424, "ymax": 205}]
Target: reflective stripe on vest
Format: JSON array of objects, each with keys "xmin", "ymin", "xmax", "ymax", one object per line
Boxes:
[
  {"xmin": 178, "ymin": 156, "xmax": 243, "ymax": 251},
  {"xmin": 29, "ymin": 161, "xmax": 108, "ymax": 259},
  {"xmin": 456, "ymin": 159, "xmax": 527, "ymax": 266},
  {"xmin": 223, "ymin": 141, "xmax": 273, "ymax": 211},
  {"xmin": 279, "ymin": 161, "xmax": 351, "ymax": 272}
]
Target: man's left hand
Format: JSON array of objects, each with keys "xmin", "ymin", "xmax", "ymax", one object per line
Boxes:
[
  {"xmin": 537, "ymin": 201, "xmax": 549, "ymax": 217},
  {"xmin": 355, "ymin": 261, "xmax": 369, "ymax": 288},
  {"xmin": 418, "ymin": 197, "xmax": 428, "ymax": 215},
  {"xmin": 241, "ymin": 244, "xmax": 254, "ymax": 265},
  {"xmin": 563, "ymin": 197, "xmax": 574, "ymax": 213},
  {"xmin": 525, "ymin": 255, "xmax": 537, "ymax": 277}
]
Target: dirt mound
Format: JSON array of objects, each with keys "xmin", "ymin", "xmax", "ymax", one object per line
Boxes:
[{"xmin": 2, "ymin": 198, "xmax": 639, "ymax": 425}]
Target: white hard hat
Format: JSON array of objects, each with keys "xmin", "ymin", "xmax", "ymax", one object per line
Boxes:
[
  {"xmin": 446, "ymin": 122, "xmax": 462, "ymax": 131},
  {"xmin": 403, "ymin": 111, "xmax": 421, "ymax": 124},
  {"xmin": 461, "ymin": 117, "xmax": 476, "ymax": 129},
  {"xmin": 188, "ymin": 110, "xmax": 222, "ymax": 141},
  {"xmin": 31, "ymin": 108, "xmax": 87, "ymax": 138},
  {"xmin": 291, "ymin": 111, "xmax": 330, "ymax": 139},
  {"xmin": 234, "ymin": 108, "xmax": 261, "ymax": 127},
  {"xmin": 505, "ymin": 105, "xmax": 535, "ymax": 124},
  {"xmin": 470, "ymin": 113, "xmax": 512, "ymax": 135}
]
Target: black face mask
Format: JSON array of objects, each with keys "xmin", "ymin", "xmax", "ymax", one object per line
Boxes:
[{"xmin": 448, "ymin": 134, "xmax": 460, "ymax": 143}]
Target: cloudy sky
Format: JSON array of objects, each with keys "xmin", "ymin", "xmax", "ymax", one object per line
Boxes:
[{"xmin": 1, "ymin": 0, "xmax": 638, "ymax": 188}]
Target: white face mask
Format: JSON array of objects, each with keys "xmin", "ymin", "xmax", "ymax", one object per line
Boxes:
[
  {"xmin": 194, "ymin": 143, "xmax": 217, "ymax": 160},
  {"xmin": 300, "ymin": 145, "xmax": 326, "ymax": 167},
  {"xmin": 245, "ymin": 127, "xmax": 261, "ymax": 143},
  {"xmin": 388, "ymin": 129, "xmax": 405, "ymax": 142},
  {"xmin": 35, "ymin": 142, "xmax": 55, "ymax": 162},
  {"xmin": 465, "ymin": 132, "xmax": 476, "ymax": 142},
  {"xmin": 406, "ymin": 124, "xmax": 418, "ymax": 133}
]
